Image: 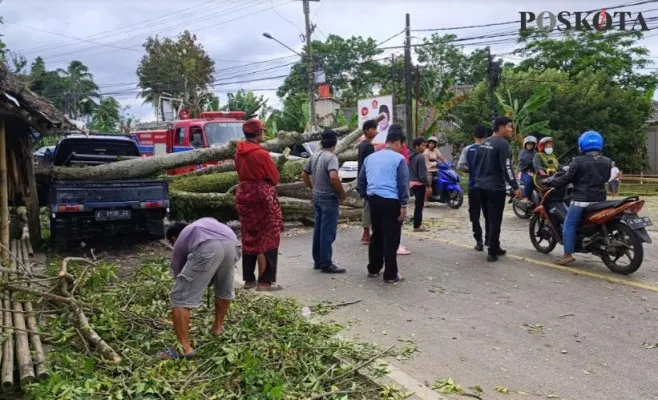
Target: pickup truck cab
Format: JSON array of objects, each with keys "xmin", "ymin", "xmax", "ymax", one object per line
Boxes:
[{"xmin": 44, "ymin": 134, "xmax": 170, "ymax": 250}]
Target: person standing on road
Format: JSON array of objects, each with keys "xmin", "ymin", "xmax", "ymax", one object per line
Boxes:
[
  {"xmin": 608, "ymin": 161, "xmax": 621, "ymax": 197},
  {"xmin": 161, "ymin": 218, "xmax": 241, "ymax": 360},
  {"xmin": 358, "ymin": 119, "xmax": 378, "ymax": 244},
  {"xmin": 458, "ymin": 124, "xmax": 490, "ymax": 251},
  {"xmin": 473, "ymin": 116, "xmax": 523, "ymax": 262},
  {"xmin": 302, "ymin": 129, "xmax": 348, "ymax": 274},
  {"xmin": 234, "ymin": 119, "xmax": 283, "ymax": 291},
  {"xmin": 358, "ymin": 124, "xmax": 409, "ymax": 283},
  {"xmin": 408, "ymin": 137, "xmax": 431, "ymax": 232}
]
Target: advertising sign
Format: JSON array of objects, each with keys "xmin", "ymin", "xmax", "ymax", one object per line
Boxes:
[{"xmin": 357, "ymin": 95, "xmax": 393, "ymax": 144}]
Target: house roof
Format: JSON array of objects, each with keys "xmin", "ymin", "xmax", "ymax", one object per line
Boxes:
[{"xmin": 0, "ymin": 62, "xmax": 73, "ymax": 134}]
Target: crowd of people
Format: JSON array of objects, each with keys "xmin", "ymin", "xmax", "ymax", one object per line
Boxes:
[{"xmin": 158, "ymin": 115, "xmax": 615, "ymax": 359}]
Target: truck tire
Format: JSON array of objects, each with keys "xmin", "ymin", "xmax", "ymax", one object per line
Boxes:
[
  {"xmin": 146, "ymin": 219, "xmax": 165, "ymax": 237},
  {"xmin": 50, "ymin": 217, "xmax": 70, "ymax": 251}
]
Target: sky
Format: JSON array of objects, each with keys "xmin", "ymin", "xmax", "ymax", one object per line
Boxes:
[{"xmin": 2, "ymin": 0, "xmax": 658, "ymax": 122}]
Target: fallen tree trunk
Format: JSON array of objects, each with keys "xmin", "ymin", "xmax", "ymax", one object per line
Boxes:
[
  {"xmin": 170, "ymin": 126, "xmax": 362, "ymax": 180},
  {"xmin": 35, "ymin": 127, "xmax": 350, "ymax": 182}
]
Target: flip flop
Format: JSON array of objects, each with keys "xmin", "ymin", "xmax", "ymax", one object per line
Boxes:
[
  {"xmin": 159, "ymin": 347, "xmax": 196, "ymax": 360},
  {"xmin": 397, "ymin": 246, "xmax": 411, "ymax": 255}
]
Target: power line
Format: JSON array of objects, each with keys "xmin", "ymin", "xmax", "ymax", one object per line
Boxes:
[
  {"xmin": 17, "ymin": 0, "xmax": 225, "ymax": 55},
  {"xmin": 39, "ymin": 0, "xmax": 278, "ymax": 63},
  {"xmin": 412, "ymin": 0, "xmax": 658, "ymax": 32}
]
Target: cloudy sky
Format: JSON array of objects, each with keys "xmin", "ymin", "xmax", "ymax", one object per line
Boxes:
[{"xmin": 2, "ymin": 0, "xmax": 658, "ymax": 122}]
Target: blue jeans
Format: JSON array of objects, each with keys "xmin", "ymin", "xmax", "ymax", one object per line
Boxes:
[
  {"xmin": 521, "ymin": 172, "xmax": 534, "ymax": 199},
  {"xmin": 563, "ymin": 204, "xmax": 586, "ymax": 254},
  {"xmin": 312, "ymin": 195, "xmax": 340, "ymax": 268}
]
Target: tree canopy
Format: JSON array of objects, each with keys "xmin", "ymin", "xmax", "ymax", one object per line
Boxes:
[
  {"xmin": 221, "ymin": 89, "xmax": 268, "ymax": 120},
  {"xmin": 136, "ymin": 30, "xmax": 215, "ymax": 118}
]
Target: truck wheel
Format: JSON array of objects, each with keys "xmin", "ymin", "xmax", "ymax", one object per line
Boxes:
[{"xmin": 50, "ymin": 218, "xmax": 70, "ymax": 252}]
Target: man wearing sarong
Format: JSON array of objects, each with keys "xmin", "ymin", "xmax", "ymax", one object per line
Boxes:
[{"xmin": 234, "ymin": 119, "xmax": 283, "ymax": 291}]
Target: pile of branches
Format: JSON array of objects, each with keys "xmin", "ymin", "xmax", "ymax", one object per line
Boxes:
[
  {"xmin": 21, "ymin": 257, "xmax": 402, "ymax": 399},
  {"xmin": 34, "ymin": 127, "xmax": 365, "ymax": 225}
]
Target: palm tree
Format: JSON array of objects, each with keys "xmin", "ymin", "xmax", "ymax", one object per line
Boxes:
[{"xmin": 57, "ymin": 61, "xmax": 100, "ymax": 120}]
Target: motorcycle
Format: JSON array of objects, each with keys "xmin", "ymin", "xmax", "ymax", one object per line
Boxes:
[
  {"xmin": 509, "ymin": 170, "xmax": 573, "ymax": 220},
  {"xmin": 428, "ymin": 162, "xmax": 463, "ymax": 209},
  {"xmin": 528, "ymin": 171, "xmax": 652, "ymax": 275}
]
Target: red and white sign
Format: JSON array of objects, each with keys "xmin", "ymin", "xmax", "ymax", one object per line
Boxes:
[{"xmin": 357, "ymin": 95, "xmax": 393, "ymax": 144}]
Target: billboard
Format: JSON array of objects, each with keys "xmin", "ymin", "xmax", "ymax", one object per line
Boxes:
[{"xmin": 357, "ymin": 95, "xmax": 393, "ymax": 144}]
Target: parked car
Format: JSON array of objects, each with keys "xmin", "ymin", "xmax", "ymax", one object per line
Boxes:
[
  {"xmin": 33, "ymin": 145, "xmax": 55, "ymax": 165},
  {"xmin": 40, "ymin": 134, "xmax": 169, "ymax": 250},
  {"xmin": 338, "ymin": 161, "xmax": 358, "ymax": 182}
]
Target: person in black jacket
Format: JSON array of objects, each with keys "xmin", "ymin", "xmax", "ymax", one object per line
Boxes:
[
  {"xmin": 358, "ymin": 119, "xmax": 378, "ymax": 244},
  {"xmin": 518, "ymin": 135, "xmax": 537, "ymax": 203},
  {"xmin": 545, "ymin": 130, "xmax": 612, "ymax": 266},
  {"xmin": 408, "ymin": 137, "xmax": 431, "ymax": 231},
  {"xmin": 473, "ymin": 116, "xmax": 523, "ymax": 262}
]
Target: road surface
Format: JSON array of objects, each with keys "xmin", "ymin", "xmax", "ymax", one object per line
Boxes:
[{"xmin": 271, "ymin": 202, "xmax": 658, "ymax": 400}]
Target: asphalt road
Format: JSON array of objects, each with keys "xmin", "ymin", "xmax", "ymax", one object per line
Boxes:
[{"xmin": 270, "ymin": 203, "xmax": 658, "ymax": 400}]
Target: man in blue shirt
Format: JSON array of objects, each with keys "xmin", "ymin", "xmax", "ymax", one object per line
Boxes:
[
  {"xmin": 458, "ymin": 124, "xmax": 490, "ymax": 251},
  {"xmin": 357, "ymin": 124, "xmax": 409, "ymax": 283}
]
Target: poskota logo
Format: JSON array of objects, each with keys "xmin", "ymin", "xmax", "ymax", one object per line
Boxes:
[{"xmin": 519, "ymin": 9, "xmax": 650, "ymax": 32}]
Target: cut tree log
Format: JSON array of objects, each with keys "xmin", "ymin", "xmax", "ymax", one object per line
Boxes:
[{"xmin": 35, "ymin": 127, "xmax": 350, "ymax": 182}]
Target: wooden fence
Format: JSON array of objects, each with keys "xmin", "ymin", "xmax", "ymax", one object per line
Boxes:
[{"xmin": 618, "ymin": 174, "xmax": 658, "ymax": 196}]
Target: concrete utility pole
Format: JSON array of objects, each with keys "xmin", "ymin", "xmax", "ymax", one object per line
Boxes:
[
  {"xmin": 302, "ymin": 0, "xmax": 320, "ymax": 131},
  {"xmin": 404, "ymin": 13, "xmax": 413, "ymax": 139}
]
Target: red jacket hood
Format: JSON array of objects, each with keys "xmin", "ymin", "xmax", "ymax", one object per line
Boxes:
[{"xmin": 236, "ymin": 140, "xmax": 267, "ymax": 156}]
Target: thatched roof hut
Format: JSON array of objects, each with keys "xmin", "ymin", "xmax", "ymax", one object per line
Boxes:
[{"xmin": 0, "ymin": 62, "xmax": 74, "ymax": 258}]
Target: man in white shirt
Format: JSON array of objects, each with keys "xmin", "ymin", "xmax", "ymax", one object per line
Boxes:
[{"xmin": 608, "ymin": 161, "xmax": 621, "ymax": 197}]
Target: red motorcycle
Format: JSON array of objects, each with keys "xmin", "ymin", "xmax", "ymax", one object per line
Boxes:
[{"xmin": 528, "ymin": 175, "xmax": 652, "ymax": 275}]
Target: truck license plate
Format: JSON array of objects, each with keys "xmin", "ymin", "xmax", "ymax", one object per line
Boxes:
[
  {"xmin": 626, "ymin": 216, "xmax": 652, "ymax": 229},
  {"xmin": 95, "ymin": 210, "xmax": 131, "ymax": 221}
]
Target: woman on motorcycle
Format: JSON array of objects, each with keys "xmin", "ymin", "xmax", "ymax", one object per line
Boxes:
[
  {"xmin": 544, "ymin": 131, "xmax": 612, "ymax": 266},
  {"xmin": 533, "ymin": 137, "xmax": 559, "ymax": 176},
  {"xmin": 518, "ymin": 135, "xmax": 537, "ymax": 203},
  {"xmin": 424, "ymin": 136, "xmax": 447, "ymax": 173}
]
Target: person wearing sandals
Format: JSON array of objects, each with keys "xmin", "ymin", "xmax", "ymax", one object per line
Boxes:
[
  {"xmin": 161, "ymin": 218, "xmax": 241, "ymax": 360},
  {"xmin": 234, "ymin": 119, "xmax": 284, "ymax": 291},
  {"xmin": 408, "ymin": 137, "xmax": 431, "ymax": 232},
  {"xmin": 358, "ymin": 119, "xmax": 378, "ymax": 244},
  {"xmin": 358, "ymin": 124, "xmax": 409, "ymax": 283}
]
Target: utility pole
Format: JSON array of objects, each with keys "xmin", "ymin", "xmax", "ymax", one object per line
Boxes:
[
  {"xmin": 415, "ymin": 65, "xmax": 421, "ymax": 137},
  {"xmin": 391, "ymin": 54, "xmax": 396, "ymax": 121},
  {"xmin": 486, "ymin": 46, "xmax": 501, "ymax": 125},
  {"xmin": 404, "ymin": 13, "xmax": 413, "ymax": 138},
  {"xmin": 302, "ymin": 0, "xmax": 319, "ymax": 131}
]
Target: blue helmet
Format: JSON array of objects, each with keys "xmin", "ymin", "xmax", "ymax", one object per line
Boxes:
[{"xmin": 578, "ymin": 130, "xmax": 604, "ymax": 154}]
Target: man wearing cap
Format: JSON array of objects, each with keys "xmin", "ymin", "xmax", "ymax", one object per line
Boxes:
[
  {"xmin": 234, "ymin": 119, "xmax": 283, "ymax": 291},
  {"xmin": 302, "ymin": 129, "xmax": 348, "ymax": 274}
]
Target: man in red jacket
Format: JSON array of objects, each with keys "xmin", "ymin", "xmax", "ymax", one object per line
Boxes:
[{"xmin": 234, "ymin": 119, "xmax": 283, "ymax": 291}]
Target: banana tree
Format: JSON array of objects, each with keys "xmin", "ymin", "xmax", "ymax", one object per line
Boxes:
[{"xmin": 495, "ymin": 85, "xmax": 552, "ymax": 161}]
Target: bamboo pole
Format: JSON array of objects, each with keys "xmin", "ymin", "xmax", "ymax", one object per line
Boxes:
[
  {"xmin": 2, "ymin": 292, "xmax": 14, "ymax": 389},
  {"xmin": 23, "ymin": 302, "xmax": 47, "ymax": 381},
  {"xmin": 12, "ymin": 301, "xmax": 35, "ymax": 386},
  {"xmin": 22, "ymin": 147, "xmax": 41, "ymax": 249},
  {"xmin": 0, "ymin": 120, "xmax": 9, "ymax": 267}
]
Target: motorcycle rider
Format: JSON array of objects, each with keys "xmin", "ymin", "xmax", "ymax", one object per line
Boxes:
[
  {"xmin": 533, "ymin": 137, "xmax": 559, "ymax": 176},
  {"xmin": 518, "ymin": 135, "xmax": 537, "ymax": 203},
  {"xmin": 544, "ymin": 131, "xmax": 612, "ymax": 266},
  {"xmin": 425, "ymin": 136, "xmax": 448, "ymax": 174}
]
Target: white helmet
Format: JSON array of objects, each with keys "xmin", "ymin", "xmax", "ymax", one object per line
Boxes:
[
  {"xmin": 523, "ymin": 135, "xmax": 537, "ymax": 146},
  {"xmin": 427, "ymin": 136, "xmax": 439, "ymax": 145}
]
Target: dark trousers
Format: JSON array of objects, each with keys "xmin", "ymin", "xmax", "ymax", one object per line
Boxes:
[
  {"xmin": 367, "ymin": 195, "xmax": 402, "ymax": 281},
  {"xmin": 312, "ymin": 195, "xmax": 340, "ymax": 269},
  {"xmin": 410, "ymin": 185, "xmax": 426, "ymax": 229},
  {"xmin": 468, "ymin": 187, "xmax": 489, "ymax": 245},
  {"xmin": 242, "ymin": 249, "xmax": 278, "ymax": 284},
  {"xmin": 478, "ymin": 189, "xmax": 506, "ymax": 255}
]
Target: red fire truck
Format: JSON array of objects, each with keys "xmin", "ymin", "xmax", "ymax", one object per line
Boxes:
[{"xmin": 131, "ymin": 110, "xmax": 247, "ymax": 175}]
